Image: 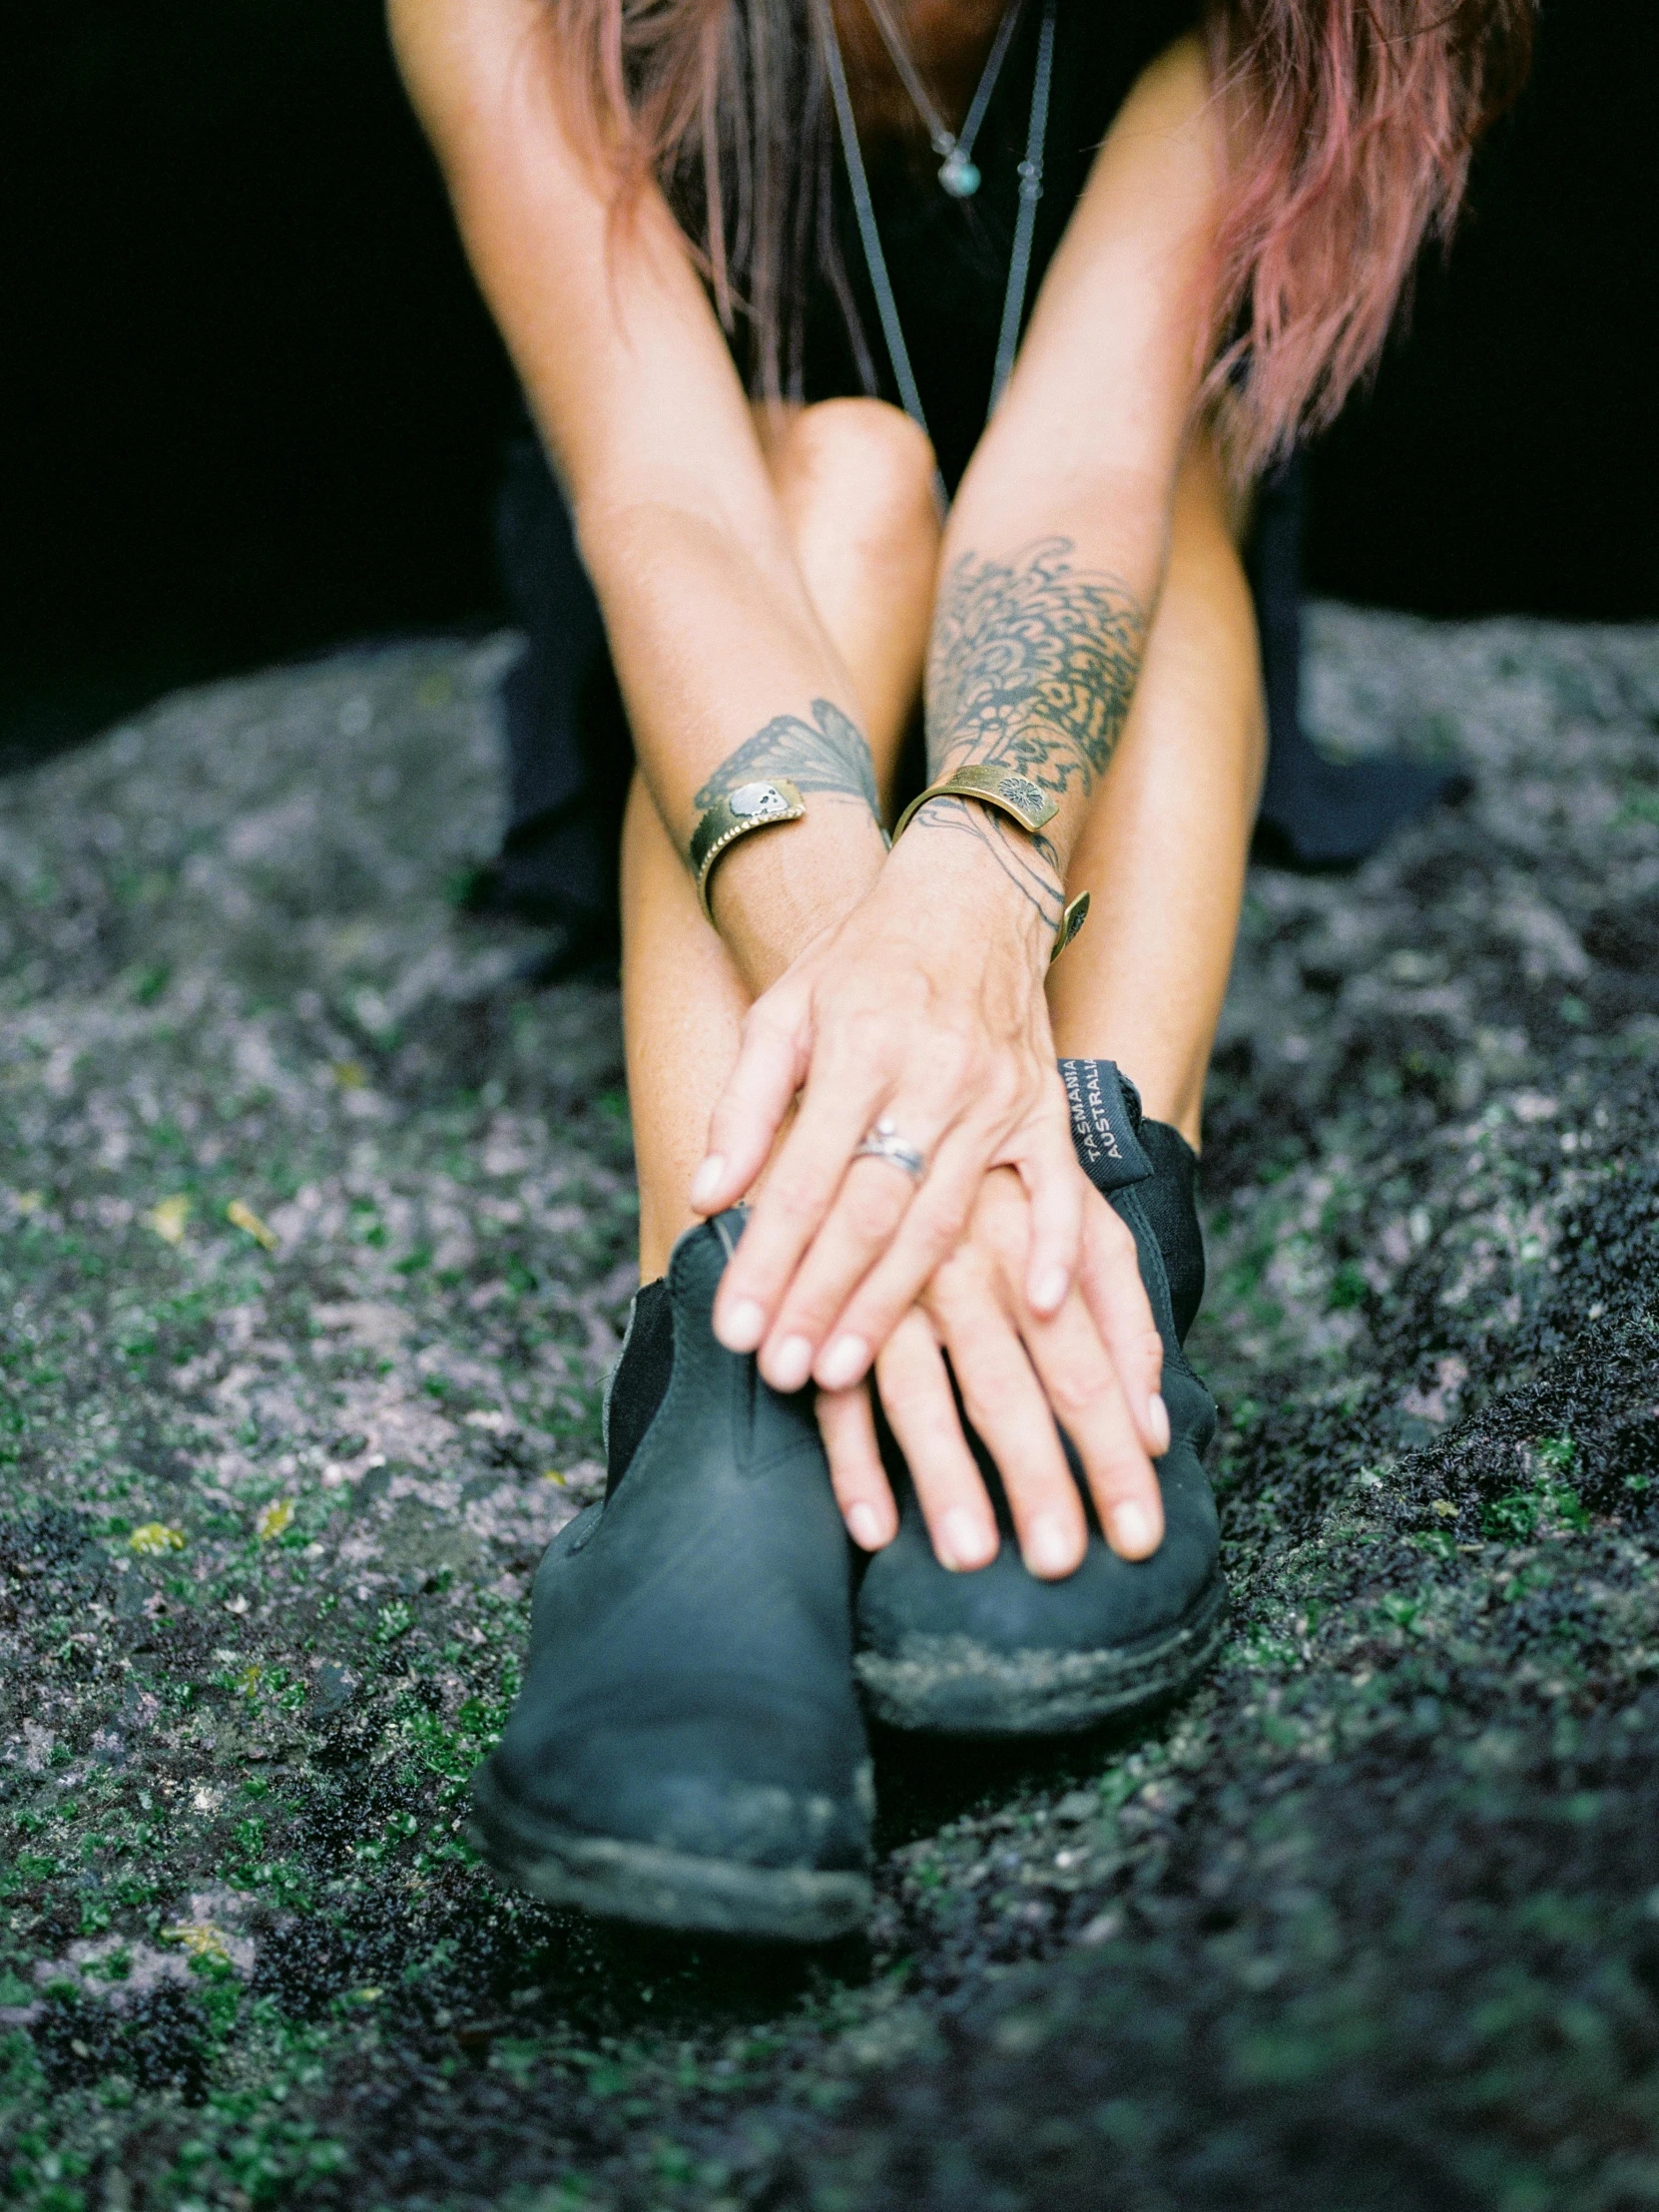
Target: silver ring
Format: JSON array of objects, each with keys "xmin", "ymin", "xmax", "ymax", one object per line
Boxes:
[{"xmin": 852, "ymin": 1114, "xmax": 927, "ymax": 1182}]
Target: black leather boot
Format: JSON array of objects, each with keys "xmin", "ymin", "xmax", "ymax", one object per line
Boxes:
[
  {"xmin": 853, "ymin": 1061, "xmax": 1227, "ymax": 1735},
  {"xmin": 469, "ymin": 1212, "xmax": 873, "ymax": 1939}
]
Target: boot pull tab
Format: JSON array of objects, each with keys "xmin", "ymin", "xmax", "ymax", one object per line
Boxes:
[
  {"xmin": 1057, "ymin": 1058, "xmax": 1154, "ymax": 1194},
  {"xmin": 711, "ymin": 1205, "xmax": 749, "ymax": 1266}
]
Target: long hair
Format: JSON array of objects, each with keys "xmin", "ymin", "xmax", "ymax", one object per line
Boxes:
[
  {"xmin": 1203, "ymin": 0, "xmax": 1532, "ymax": 471},
  {"xmin": 552, "ymin": 0, "xmax": 1532, "ymax": 471}
]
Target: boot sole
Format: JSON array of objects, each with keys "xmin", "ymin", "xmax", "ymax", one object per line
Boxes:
[
  {"xmin": 855, "ymin": 1568, "xmax": 1229, "ymax": 1737},
  {"xmin": 468, "ymin": 1777, "xmax": 870, "ymax": 1943}
]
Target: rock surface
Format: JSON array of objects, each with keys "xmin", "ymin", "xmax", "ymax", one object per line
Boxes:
[{"xmin": 1, "ymin": 611, "xmax": 1657, "ymax": 2211}]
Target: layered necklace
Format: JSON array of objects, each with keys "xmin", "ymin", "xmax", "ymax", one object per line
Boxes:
[
  {"xmin": 857, "ymin": 0, "xmax": 1026, "ymax": 201},
  {"xmin": 817, "ymin": 0, "xmax": 1059, "ymax": 460}
]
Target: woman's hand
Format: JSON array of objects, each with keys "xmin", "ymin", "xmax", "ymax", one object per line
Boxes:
[
  {"xmin": 817, "ymin": 1164, "xmax": 1169, "ymax": 1575},
  {"xmin": 690, "ymin": 828, "xmax": 1106, "ymax": 1399}
]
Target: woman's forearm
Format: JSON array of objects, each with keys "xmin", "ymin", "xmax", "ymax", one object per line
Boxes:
[
  {"xmin": 575, "ymin": 496, "xmax": 889, "ymax": 989},
  {"xmin": 898, "ymin": 485, "xmax": 1165, "ymax": 938},
  {"xmin": 884, "ymin": 33, "xmax": 1221, "ymax": 943},
  {"xmin": 390, "ymin": 0, "xmax": 887, "ymax": 992}
]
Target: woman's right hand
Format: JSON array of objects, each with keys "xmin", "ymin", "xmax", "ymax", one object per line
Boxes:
[{"xmin": 816, "ymin": 1162, "xmax": 1169, "ymax": 1576}]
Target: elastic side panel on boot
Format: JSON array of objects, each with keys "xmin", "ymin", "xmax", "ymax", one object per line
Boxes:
[
  {"xmin": 603, "ymin": 1278, "xmax": 673, "ymax": 1495},
  {"xmin": 1134, "ymin": 1121, "xmax": 1206, "ymax": 1345}
]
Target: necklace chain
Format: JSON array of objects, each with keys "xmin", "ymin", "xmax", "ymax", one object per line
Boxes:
[
  {"xmin": 857, "ymin": 0, "xmax": 1025, "ymax": 198},
  {"xmin": 818, "ymin": 0, "xmax": 1057, "ymax": 496}
]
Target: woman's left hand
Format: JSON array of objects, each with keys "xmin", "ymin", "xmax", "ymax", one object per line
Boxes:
[
  {"xmin": 688, "ymin": 830, "xmax": 1165, "ymax": 1453},
  {"xmin": 815, "ymin": 1163, "xmax": 1169, "ymax": 1576}
]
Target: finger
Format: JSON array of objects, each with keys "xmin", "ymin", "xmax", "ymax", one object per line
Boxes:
[
  {"xmin": 692, "ymin": 989, "xmax": 811, "ymax": 1218},
  {"xmin": 816, "ymin": 1382, "xmax": 897, "ymax": 1551},
  {"xmin": 810, "ymin": 1125, "xmax": 989, "ymax": 1389},
  {"xmin": 711, "ymin": 1056, "xmax": 891, "ymax": 1353},
  {"xmin": 1018, "ymin": 1288, "xmax": 1164, "ymax": 1561},
  {"xmin": 1133, "ymin": 1330, "xmax": 1170, "ymax": 1455},
  {"xmin": 928, "ymin": 1259, "xmax": 1086, "ymax": 1579},
  {"xmin": 1077, "ymin": 1194, "xmax": 1168, "ymax": 1453},
  {"xmin": 759, "ymin": 1154, "xmax": 917, "ymax": 1391},
  {"xmin": 1011, "ymin": 1092, "xmax": 1084, "ymax": 1317},
  {"xmin": 873, "ymin": 1311, "xmax": 997, "ymax": 1572}
]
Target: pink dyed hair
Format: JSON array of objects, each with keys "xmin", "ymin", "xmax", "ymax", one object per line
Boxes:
[
  {"xmin": 553, "ymin": 0, "xmax": 1532, "ymax": 471},
  {"xmin": 1204, "ymin": 0, "xmax": 1533, "ymax": 473}
]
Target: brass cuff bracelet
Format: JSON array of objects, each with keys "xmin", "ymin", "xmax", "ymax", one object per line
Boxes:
[
  {"xmin": 690, "ymin": 778, "xmax": 807, "ymax": 922},
  {"xmin": 889, "ymin": 764, "xmax": 1089, "ymax": 963},
  {"xmin": 890, "ymin": 761, "xmax": 1059, "ymax": 843}
]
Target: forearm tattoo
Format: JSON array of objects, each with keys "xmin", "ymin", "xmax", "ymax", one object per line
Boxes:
[
  {"xmin": 927, "ymin": 538, "xmax": 1145, "ymax": 793},
  {"xmin": 692, "ymin": 698, "xmax": 879, "ymax": 838},
  {"xmin": 917, "ymin": 538, "xmax": 1146, "ymax": 924}
]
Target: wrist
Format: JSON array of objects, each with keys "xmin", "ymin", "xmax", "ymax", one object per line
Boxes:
[
  {"xmin": 708, "ymin": 804, "xmax": 888, "ymax": 993},
  {"xmin": 881, "ymin": 796, "xmax": 1064, "ymax": 966}
]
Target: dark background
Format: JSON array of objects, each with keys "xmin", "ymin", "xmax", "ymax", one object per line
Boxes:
[{"xmin": 3, "ymin": 0, "xmax": 1654, "ymax": 770}]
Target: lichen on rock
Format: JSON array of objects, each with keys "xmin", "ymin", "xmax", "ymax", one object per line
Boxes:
[{"xmin": 2, "ymin": 612, "xmax": 1658, "ymax": 2209}]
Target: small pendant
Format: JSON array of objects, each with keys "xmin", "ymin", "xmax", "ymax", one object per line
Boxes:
[{"xmin": 937, "ymin": 147, "xmax": 981, "ymax": 198}]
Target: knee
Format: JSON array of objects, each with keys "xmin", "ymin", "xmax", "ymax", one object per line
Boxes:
[{"xmin": 774, "ymin": 398, "xmax": 939, "ymax": 555}]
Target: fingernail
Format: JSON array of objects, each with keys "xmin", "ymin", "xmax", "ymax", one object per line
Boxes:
[
  {"xmin": 819, "ymin": 1334, "xmax": 869, "ymax": 1389},
  {"xmin": 770, "ymin": 1335, "xmax": 814, "ymax": 1391},
  {"xmin": 719, "ymin": 1298, "xmax": 766, "ymax": 1352},
  {"xmin": 1032, "ymin": 1266, "xmax": 1069, "ymax": 1315},
  {"xmin": 1112, "ymin": 1500, "xmax": 1157, "ymax": 1557},
  {"xmin": 690, "ymin": 1155, "xmax": 725, "ymax": 1209},
  {"xmin": 1148, "ymin": 1392, "xmax": 1170, "ymax": 1454},
  {"xmin": 942, "ymin": 1509, "xmax": 994, "ymax": 1572},
  {"xmin": 1027, "ymin": 1512, "xmax": 1078, "ymax": 1578},
  {"xmin": 847, "ymin": 1502, "xmax": 886, "ymax": 1550}
]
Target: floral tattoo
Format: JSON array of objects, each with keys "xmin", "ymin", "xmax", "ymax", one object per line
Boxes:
[{"xmin": 916, "ymin": 538, "xmax": 1147, "ymax": 924}]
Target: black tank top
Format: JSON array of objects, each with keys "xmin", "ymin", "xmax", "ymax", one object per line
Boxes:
[{"xmin": 800, "ymin": 0, "xmax": 1201, "ymax": 492}]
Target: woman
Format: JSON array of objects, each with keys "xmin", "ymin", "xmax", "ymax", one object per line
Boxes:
[{"xmin": 390, "ymin": 0, "xmax": 1529, "ymax": 1939}]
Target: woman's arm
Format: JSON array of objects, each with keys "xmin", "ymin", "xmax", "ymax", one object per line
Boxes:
[
  {"xmin": 700, "ymin": 36, "xmax": 1225, "ymax": 1383},
  {"xmin": 387, "ymin": 0, "xmax": 889, "ymax": 988},
  {"xmin": 914, "ymin": 35, "xmax": 1220, "ymax": 913}
]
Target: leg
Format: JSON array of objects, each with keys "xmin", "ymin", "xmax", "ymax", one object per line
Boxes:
[
  {"xmin": 625, "ymin": 399, "xmax": 941, "ymax": 1279},
  {"xmin": 751, "ymin": 399, "xmax": 938, "ymax": 790},
  {"xmin": 477, "ymin": 401, "xmax": 936, "ymax": 1941},
  {"xmin": 475, "ymin": 414, "xmax": 629, "ymax": 957},
  {"xmin": 1046, "ymin": 427, "xmax": 1267, "ymax": 1146},
  {"xmin": 844, "ymin": 428, "xmax": 1259, "ymax": 1672},
  {"xmin": 1251, "ymin": 456, "xmax": 1469, "ymax": 869}
]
